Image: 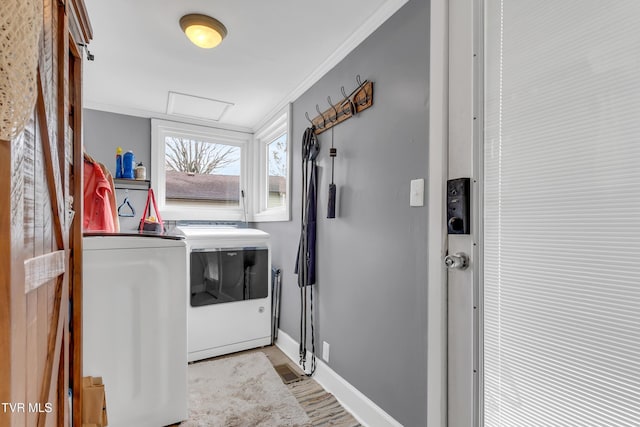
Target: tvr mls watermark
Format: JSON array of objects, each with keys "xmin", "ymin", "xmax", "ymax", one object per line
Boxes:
[{"xmin": 1, "ymin": 402, "xmax": 53, "ymax": 413}]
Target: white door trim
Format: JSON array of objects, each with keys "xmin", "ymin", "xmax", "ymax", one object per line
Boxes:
[
  {"xmin": 426, "ymin": 0, "xmax": 449, "ymax": 426},
  {"xmin": 446, "ymin": 0, "xmax": 481, "ymax": 425}
]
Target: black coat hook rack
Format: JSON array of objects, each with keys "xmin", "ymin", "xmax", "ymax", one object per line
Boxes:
[{"xmin": 305, "ymin": 75, "xmax": 374, "ymax": 135}]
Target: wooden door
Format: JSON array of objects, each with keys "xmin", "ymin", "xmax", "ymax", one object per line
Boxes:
[{"xmin": 0, "ymin": 1, "xmax": 91, "ymax": 426}]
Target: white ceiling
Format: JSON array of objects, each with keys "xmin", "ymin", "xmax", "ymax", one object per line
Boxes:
[{"xmin": 83, "ymin": 0, "xmax": 407, "ymax": 131}]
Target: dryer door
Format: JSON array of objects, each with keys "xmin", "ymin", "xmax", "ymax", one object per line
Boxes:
[{"xmin": 190, "ymin": 247, "xmax": 268, "ymax": 306}]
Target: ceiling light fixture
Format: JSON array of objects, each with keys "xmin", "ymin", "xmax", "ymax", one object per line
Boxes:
[{"xmin": 180, "ymin": 14, "xmax": 227, "ymax": 49}]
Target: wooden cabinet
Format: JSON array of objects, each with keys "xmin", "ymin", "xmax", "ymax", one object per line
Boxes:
[{"xmin": 0, "ymin": 1, "xmax": 92, "ymax": 426}]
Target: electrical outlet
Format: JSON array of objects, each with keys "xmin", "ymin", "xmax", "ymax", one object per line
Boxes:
[{"xmin": 322, "ymin": 341, "xmax": 330, "ymax": 363}]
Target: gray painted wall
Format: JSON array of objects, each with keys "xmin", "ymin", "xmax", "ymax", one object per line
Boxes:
[
  {"xmin": 256, "ymin": 1, "xmax": 430, "ymax": 425},
  {"xmin": 84, "ymin": 109, "xmax": 152, "ymax": 231}
]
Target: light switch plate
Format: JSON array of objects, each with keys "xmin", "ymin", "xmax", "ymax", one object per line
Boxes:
[
  {"xmin": 322, "ymin": 341, "xmax": 330, "ymax": 362},
  {"xmin": 410, "ymin": 179, "xmax": 425, "ymax": 207}
]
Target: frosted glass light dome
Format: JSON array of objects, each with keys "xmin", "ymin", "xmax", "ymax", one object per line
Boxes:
[{"xmin": 180, "ymin": 14, "xmax": 227, "ymax": 49}]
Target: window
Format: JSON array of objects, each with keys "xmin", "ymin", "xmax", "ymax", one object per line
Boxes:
[
  {"xmin": 266, "ymin": 134, "xmax": 287, "ymax": 209},
  {"xmin": 252, "ymin": 106, "xmax": 291, "ymax": 221},
  {"xmin": 151, "ymin": 108, "xmax": 290, "ymax": 222},
  {"xmin": 151, "ymin": 119, "xmax": 251, "ymax": 221}
]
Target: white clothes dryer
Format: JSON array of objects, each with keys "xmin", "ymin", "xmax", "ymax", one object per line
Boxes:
[{"xmin": 175, "ymin": 225, "xmax": 271, "ymax": 362}]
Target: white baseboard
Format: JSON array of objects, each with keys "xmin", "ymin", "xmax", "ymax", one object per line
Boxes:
[{"xmin": 275, "ymin": 329, "xmax": 403, "ymax": 427}]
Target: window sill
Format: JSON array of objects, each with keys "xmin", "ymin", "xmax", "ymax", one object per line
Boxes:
[
  {"xmin": 160, "ymin": 205, "xmax": 246, "ymax": 222},
  {"xmin": 252, "ymin": 209, "xmax": 290, "ymax": 223}
]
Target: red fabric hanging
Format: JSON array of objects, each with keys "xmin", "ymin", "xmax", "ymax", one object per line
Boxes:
[{"xmin": 83, "ymin": 158, "xmax": 116, "ymax": 233}]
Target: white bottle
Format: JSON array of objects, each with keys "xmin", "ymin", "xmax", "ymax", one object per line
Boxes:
[{"xmin": 134, "ymin": 162, "xmax": 146, "ymax": 180}]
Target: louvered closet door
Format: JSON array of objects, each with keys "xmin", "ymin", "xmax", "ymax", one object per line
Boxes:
[{"xmin": 483, "ymin": 1, "xmax": 640, "ymax": 425}]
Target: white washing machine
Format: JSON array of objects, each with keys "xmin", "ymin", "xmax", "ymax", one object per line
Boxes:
[
  {"xmin": 83, "ymin": 234, "xmax": 188, "ymax": 427},
  {"xmin": 175, "ymin": 226, "xmax": 271, "ymax": 362}
]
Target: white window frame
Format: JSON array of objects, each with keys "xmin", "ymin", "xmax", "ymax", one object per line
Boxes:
[
  {"xmin": 151, "ymin": 118, "xmax": 252, "ymax": 221},
  {"xmin": 252, "ymin": 105, "xmax": 291, "ymax": 222}
]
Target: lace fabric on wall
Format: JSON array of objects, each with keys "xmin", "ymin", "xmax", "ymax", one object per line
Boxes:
[{"xmin": 0, "ymin": 0, "xmax": 42, "ymax": 140}]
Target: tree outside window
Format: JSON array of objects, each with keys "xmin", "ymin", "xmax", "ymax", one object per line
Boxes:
[{"xmin": 164, "ymin": 136, "xmax": 241, "ymax": 206}]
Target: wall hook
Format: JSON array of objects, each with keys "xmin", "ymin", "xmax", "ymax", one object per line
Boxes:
[
  {"xmin": 327, "ymin": 96, "xmax": 339, "ymax": 123},
  {"xmin": 315, "ymin": 104, "xmax": 326, "ymax": 129},
  {"xmin": 339, "ymin": 86, "xmax": 354, "ymax": 116},
  {"xmin": 355, "ymin": 75, "xmax": 370, "ymax": 106}
]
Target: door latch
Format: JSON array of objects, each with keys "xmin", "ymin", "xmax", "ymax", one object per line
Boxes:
[{"xmin": 444, "ymin": 252, "xmax": 469, "ymax": 270}]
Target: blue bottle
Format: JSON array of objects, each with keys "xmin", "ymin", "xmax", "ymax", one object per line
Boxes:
[
  {"xmin": 115, "ymin": 147, "xmax": 123, "ymax": 178},
  {"xmin": 123, "ymin": 151, "xmax": 135, "ymax": 179}
]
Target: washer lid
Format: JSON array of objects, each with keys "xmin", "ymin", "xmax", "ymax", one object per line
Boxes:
[{"xmin": 83, "ymin": 234, "xmax": 187, "ymax": 251}]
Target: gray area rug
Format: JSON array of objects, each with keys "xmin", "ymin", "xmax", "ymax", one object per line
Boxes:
[{"xmin": 185, "ymin": 352, "xmax": 312, "ymax": 427}]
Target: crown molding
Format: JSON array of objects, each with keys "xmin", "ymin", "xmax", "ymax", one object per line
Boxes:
[{"xmin": 252, "ymin": 0, "xmax": 408, "ymax": 132}]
